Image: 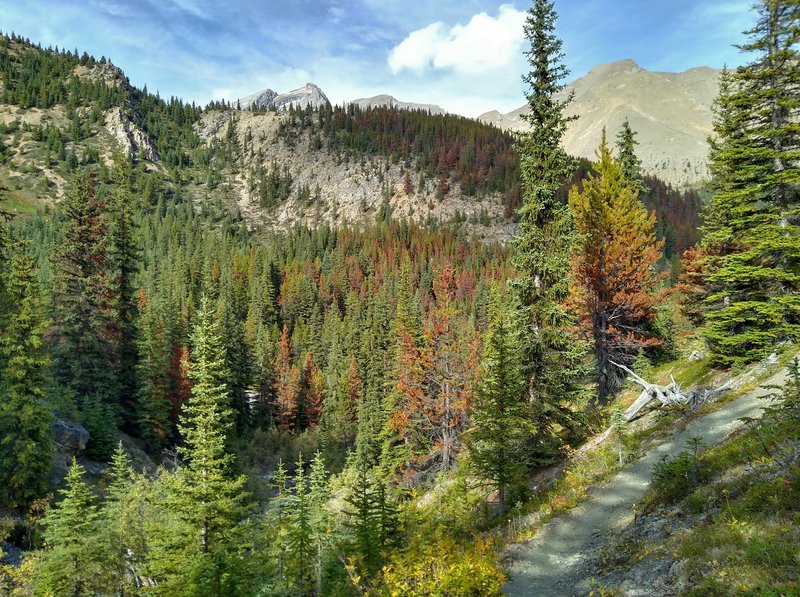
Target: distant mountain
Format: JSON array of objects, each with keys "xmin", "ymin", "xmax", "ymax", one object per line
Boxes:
[
  {"xmin": 348, "ymin": 94, "xmax": 446, "ymax": 115},
  {"xmin": 237, "ymin": 83, "xmax": 330, "ymax": 111},
  {"xmin": 480, "ymin": 60, "xmax": 720, "ymax": 187}
]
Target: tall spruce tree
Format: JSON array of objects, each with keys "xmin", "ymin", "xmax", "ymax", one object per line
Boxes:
[
  {"xmin": 701, "ymin": 0, "xmax": 800, "ymax": 365},
  {"xmin": 512, "ymin": 0, "xmax": 587, "ymax": 465},
  {"xmin": 108, "ymin": 154, "xmax": 140, "ymax": 428},
  {"xmin": 468, "ymin": 288, "xmax": 528, "ymax": 516},
  {"xmin": 0, "ymin": 241, "xmax": 53, "ymax": 508},
  {"xmin": 615, "ymin": 118, "xmax": 648, "ymax": 194},
  {"xmin": 38, "ymin": 459, "xmax": 101, "ymax": 597},
  {"xmin": 51, "ymin": 170, "xmax": 119, "ymax": 459},
  {"xmin": 170, "ymin": 294, "xmax": 247, "ymax": 595}
]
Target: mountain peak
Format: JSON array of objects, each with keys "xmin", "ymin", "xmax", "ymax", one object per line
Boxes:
[
  {"xmin": 348, "ymin": 94, "xmax": 445, "ymax": 115},
  {"xmin": 237, "ymin": 83, "xmax": 330, "ymax": 111},
  {"xmin": 479, "ymin": 61, "xmax": 720, "ymax": 187}
]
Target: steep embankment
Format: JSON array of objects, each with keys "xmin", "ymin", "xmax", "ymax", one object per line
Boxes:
[{"xmin": 503, "ymin": 365, "xmax": 789, "ymax": 596}]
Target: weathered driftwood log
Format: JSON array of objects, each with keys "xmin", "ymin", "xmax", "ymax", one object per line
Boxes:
[
  {"xmin": 573, "ymin": 362, "xmax": 729, "ymax": 459},
  {"xmin": 610, "ymin": 360, "xmax": 728, "ymax": 421}
]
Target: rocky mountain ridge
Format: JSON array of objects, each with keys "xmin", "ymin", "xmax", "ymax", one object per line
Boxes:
[
  {"xmin": 236, "ymin": 83, "xmax": 330, "ymax": 111},
  {"xmin": 348, "ymin": 94, "xmax": 445, "ymax": 115},
  {"xmin": 480, "ymin": 59, "xmax": 720, "ymax": 187},
  {"xmin": 236, "ymin": 59, "xmax": 718, "ymax": 187}
]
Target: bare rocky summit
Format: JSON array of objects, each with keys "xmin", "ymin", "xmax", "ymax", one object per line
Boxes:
[
  {"xmin": 480, "ymin": 60, "xmax": 720, "ymax": 187},
  {"xmin": 348, "ymin": 94, "xmax": 446, "ymax": 115},
  {"xmin": 237, "ymin": 83, "xmax": 330, "ymax": 111}
]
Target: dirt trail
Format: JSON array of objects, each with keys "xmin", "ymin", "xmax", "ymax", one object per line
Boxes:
[{"xmin": 503, "ymin": 366, "xmax": 788, "ymax": 597}]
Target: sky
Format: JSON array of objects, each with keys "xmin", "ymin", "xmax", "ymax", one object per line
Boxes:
[{"xmin": 1, "ymin": 0, "xmax": 754, "ymax": 117}]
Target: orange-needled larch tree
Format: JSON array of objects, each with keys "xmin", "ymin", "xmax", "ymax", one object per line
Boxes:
[{"xmin": 569, "ymin": 130, "xmax": 666, "ymax": 405}]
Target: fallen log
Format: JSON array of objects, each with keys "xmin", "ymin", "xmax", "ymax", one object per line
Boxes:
[{"xmin": 610, "ymin": 360, "xmax": 728, "ymax": 421}]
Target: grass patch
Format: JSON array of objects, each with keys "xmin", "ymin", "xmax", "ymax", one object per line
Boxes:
[{"xmin": 0, "ymin": 170, "xmax": 45, "ymax": 216}]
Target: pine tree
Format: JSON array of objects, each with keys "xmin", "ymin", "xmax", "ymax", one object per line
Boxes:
[
  {"xmin": 308, "ymin": 452, "xmax": 332, "ymax": 596},
  {"xmin": 512, "ymin": 0, "xmax": 587, "ymax": 465},
  {"xmin": 171, "ymin": 294, "xmax": 247, "ymax": 595},
  {"xmin": 274, "ymin": 324, "xmax": 300, "ymax": 430},
  {"xmin": 615, "ymin": 118, "xmax": 648, "ymax": 194},
  {"xmin": 701, "ymin": 1, "xmax": 800, "ymax": 364},
  {"xmin": 51, "ymin": 170, "xmax": 119, "ymax": 459},
  {"xmin": 568, "ymin": 131, "xmax": 666, "ymax": 404},
  {"xmin": 39, "ymin": 458, "xmax": 101, "ymax": 597},
  {"xmin": 468, "ymin": 288, "xmax": 528, "ymax": 516},
  {"xmin": 0, "ymin": 241, "xmax": 53, "ymax": 509},
  {"xmin": 108, "ymin": 154, "xmax": 140, "ymax": 428},
  {"xmin": 390, "ymin": 265, "xmax": 477, "ymax": 478},
  {"xmin": 287, "ymin": 454, "xmax": 314, "ymax": 595}
]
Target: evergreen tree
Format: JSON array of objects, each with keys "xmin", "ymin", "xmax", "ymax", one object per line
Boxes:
[
  {"xmin": 108, "ymin": 154, "xmax": 140, "ymax": 428},
  {"xmin": 0, "ymin": 241, "xmax": 53, "ymax": 508},
  {"xmin": 171, "ymin": 294, "xmax": 247, "ymax": 595},
  {"xmin": 615, "ymin": 118, "xmax": 648, "ymax": 194},
  {"xmin": 701, "ymin": 1, "xmax": 800, "ymax": 364},
  {"xmin": 287, "ymin": 454, "xmax": 314, "ymax": 595},
  {"xmin": 269, "ymin": 460, "xmax": 291, "ymax": 587},
  {"xmin": 468, "ymin": 288, "xmax": 528, "ymax": 516},
  {"xmin": 568, "ymin": 132, "xmax": 666, "ymax": 404},
  {"xmin": 136, "ymin": 289, "xmax": 173, "ymax": 451},
  {"xmin": 512, "ymin": 0, "xmax": 587, "ymax": 465},
  {"xmin": 308, "ymin": 452, "xmax": 332, "ymax": 596},
  {"xmin": 343, "ymin": 465, "xmax": 400, "ymax": 579},
  {"xmin": 51, "ymin": 170, "xmax": 119, "ymax": 459},
  {"xmin": 97, "ymin": 442, "xmax": 148, "ymax": 595},
  {"xmin": 38, "ymin": 458, "xmax": 101, "ymax": 597},
  {"xmin": 274, "ymin": 324, "xmax": 300, "ymax": 430}
]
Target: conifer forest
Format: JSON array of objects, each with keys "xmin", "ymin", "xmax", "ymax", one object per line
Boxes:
[{"xmin": 0, "ymin": 0, "xmax": 797, "ymax": 595}]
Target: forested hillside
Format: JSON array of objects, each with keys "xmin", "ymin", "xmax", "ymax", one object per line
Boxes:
[{"xmin": 0, "ymin": 0, "xmax": 797, "ymax": 594}]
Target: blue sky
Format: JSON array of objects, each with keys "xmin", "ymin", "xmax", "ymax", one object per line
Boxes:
[{"xmin": 1, "ymin": 0, "xmax": 754, "ymax": 116}]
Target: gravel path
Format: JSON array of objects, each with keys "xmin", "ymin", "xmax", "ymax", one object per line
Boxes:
[{"xmin": 503, "ymin": 366, "xmax": 788, "ymax": 597}]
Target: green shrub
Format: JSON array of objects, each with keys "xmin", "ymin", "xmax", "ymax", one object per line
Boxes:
[{"xmin": 651, "ymin": 447, "xmax": 706, "ymax": 504}]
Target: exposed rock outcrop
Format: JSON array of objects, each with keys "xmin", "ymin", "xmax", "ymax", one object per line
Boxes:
[
  {"xmin": 52, "ymin": 420, "xmax": 89, "ymax": 455},
  {"xmin": 238, "ymin": 88, "xmax": 278, "ymax": 110},
  {"xmin": 104, "ymin": 107, "xmax": 159, "ymax": 162},
  {"xmin": 73, "ymin": 61, "xmax": 130, "ymax": 91}
]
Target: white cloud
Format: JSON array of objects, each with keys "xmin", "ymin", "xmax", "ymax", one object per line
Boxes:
[{"xmin": 388, "ymin": 4, "xmax": 526, "ymax": 75}]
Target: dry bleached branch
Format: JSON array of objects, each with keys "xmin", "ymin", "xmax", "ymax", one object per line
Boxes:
[
  {"xmin": 610, "ymin": 360, "xmax": 729, "ymax": 421},
  {"xmin": 573, "ymin": 361, "xmax": 730, "ymax": 459}
]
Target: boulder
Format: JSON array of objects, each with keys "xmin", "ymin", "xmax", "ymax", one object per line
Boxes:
[{"xmin": 52, "ymin": 420, "xmax": 89, "ymax": 455}]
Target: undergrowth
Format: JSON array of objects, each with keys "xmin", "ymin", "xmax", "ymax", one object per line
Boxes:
[{"xmin": 637, "ymin": 358, "xmax": 800, "ymax": 594}]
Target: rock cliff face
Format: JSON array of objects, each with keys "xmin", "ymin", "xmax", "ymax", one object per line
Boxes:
[
  {"xmin": 104, "ymin": 106, "xmax": 159, "ymax": 162},
  {"xmin": 238, "ymin": 84, "xmax": 330, "ymax": 111},
  {"xmin": 479, "ymin": 60, "xmax": 720, "ymax": 187},
  {"xmin": 348, "ymin": 94, "xmax": 446, "ymax": 115},
  {"xmin": 238, "ymin": 88, "xmax": 278, "ymax": 110}
]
